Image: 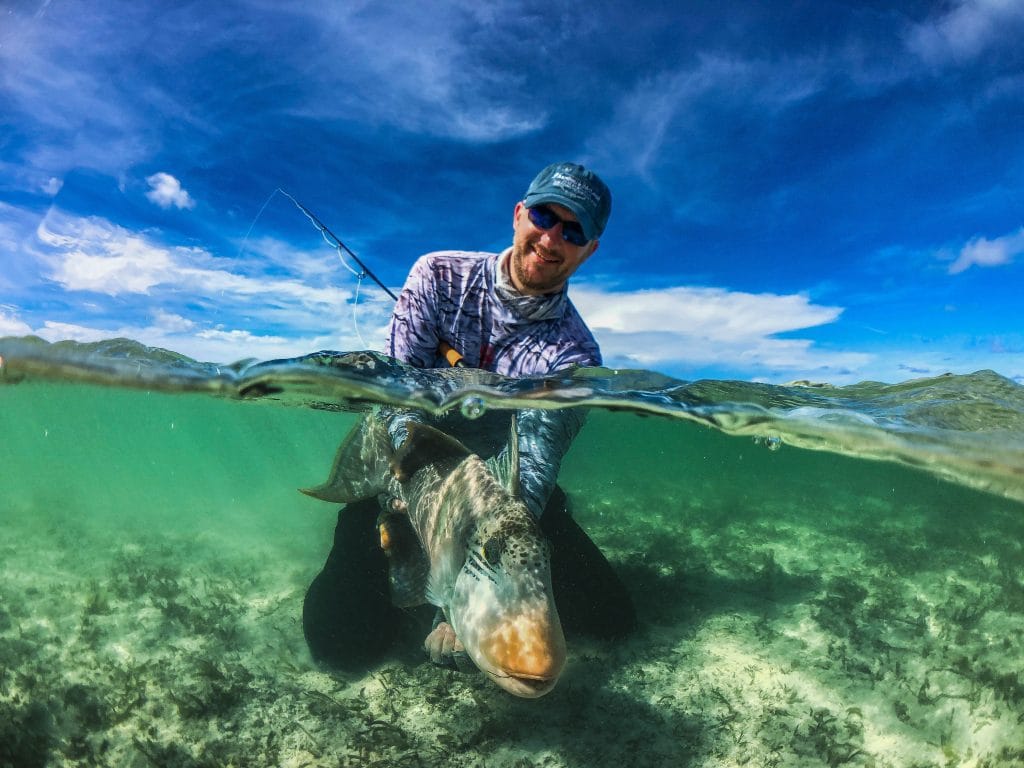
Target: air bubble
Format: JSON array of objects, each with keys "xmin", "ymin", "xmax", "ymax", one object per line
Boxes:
[{"xmin": 460, "ymin": 396, "xmax": 486, "ymax": 420}]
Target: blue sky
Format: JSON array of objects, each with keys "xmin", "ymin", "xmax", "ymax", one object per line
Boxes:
[{"xmin": 2, "ymin": 0, "xmax": 1022, "ymax": 385}]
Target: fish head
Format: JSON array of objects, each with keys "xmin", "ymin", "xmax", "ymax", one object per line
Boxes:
[{"xmin": 448, "ymin": 507, "xmax": 565, "ymax": 698}]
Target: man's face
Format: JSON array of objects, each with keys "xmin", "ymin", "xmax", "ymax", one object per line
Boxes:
[{"xmin": 508, "ymin": 201, "xmax": 599, "ymax": 296}]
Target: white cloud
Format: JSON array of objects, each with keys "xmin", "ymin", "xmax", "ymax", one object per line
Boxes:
[
  {"xmin": 151, "ymin": 310, "xmax": 196, "ymax": 334},
  {"xmin": 281, "ymin": 3, "xmax": 547, "ymax": 142},
  {"xmin": 145, "ymin": 172, "xmax": 196, "ymax": 210},
  {"xmin": 573, "ymin": 283, "xmax": 1024, "ymax": 384},
  {"xmin": 948, "ymin": 226, "xmax": 1024, "ymax": 274},
  {"xmin": 238, "ymin": 234, "xmax": 344, "ymax": 282},
  {"xmin": 30, "ymin": 210, "xmax": 394, "ymax": 362},
  {"xmin": 907, "ymin": 0, "xmax": 1024, "ymax": 65},
  {"xmin": 37, "ymin": 211, "xmax": 346, "ymax": 303},
  {"xmin": 575, "ymin": 285, "xmax": 842, "ymax": 338},
  {"xmin": 0, "ymin": 205, "xmax": 28, "ymax": 265},
  {"xmin": 34, "ymin": 320, "xmax": 112, "ymax": 344},
  {"xmin": 42, "ymin": 177, "xmax": 63, "ymax": 196},
  {"xmin": 39, "ymin": 223, "xmax": 174, "ymax": 295},
  {"xmin": 31, "ymin": 317, "xmax": 386, "ymax": 365},
  {"xmin": 590, "ymin": 54, "xmax": 827, "ymax": 180},
  {"xmin": 0, "ymin": 306, "xmax": 33, "ymax": 337},
  {"xmin": 196, "ymin": 327, "xmax": 287, "ymax": 345},
  {"xmin": 572, "ymin": 284, "xmax": 870, "ymax": 380}
]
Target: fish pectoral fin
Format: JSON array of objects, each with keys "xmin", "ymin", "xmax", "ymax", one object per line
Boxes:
[
  {"xmin": 298, "ymin": 482, "xmax": 353, "ymax": 503},
  {"xmin": 392, "ymin": 422, "xmax": 472, "ymax": 480},
  {"xmin": 377, "ymin": 512, "xmax": 430, "ymax": 607}
]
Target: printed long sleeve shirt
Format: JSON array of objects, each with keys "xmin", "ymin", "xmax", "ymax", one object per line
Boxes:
[{"xmin": 384, "ymin": 248, "xmax": 601, "ymax": 516}]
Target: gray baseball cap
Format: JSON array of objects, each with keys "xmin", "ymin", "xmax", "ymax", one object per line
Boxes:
[{"xmin": 522, "ymin": 162, "xmax": 612, "ymax": 242}]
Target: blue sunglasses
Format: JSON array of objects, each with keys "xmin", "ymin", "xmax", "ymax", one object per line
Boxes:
[{"xmin": 526, "ymin": 204, "xmax": 589, "ymax": 247}]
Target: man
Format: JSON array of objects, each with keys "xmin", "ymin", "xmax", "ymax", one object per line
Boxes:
[{"xmin": 303, "ymin": 162, "xmax": 636, "ymax": 672}]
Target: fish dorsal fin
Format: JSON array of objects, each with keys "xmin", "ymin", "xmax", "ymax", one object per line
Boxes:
[
  {"xmin": 485, "ymin": 414, "xmax": 521, "ymax": 496},
  {"xmin": 392, "ymin": 422, "xmax": 471, "ymax": 481},
  {"xmin": 300, "ymin": 413, "xmax": 391, "ymax": 503}
]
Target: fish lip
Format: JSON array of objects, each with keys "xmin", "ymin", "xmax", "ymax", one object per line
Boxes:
[{"xmin": 486, "ymin": 669, "xmax": 558, "ymax": 698}]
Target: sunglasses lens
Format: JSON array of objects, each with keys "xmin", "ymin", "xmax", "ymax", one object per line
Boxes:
[
  {"xmin": 561, "ymin": 223, "xmax": 587, "ymax": 246},
  {"xmin": 528, "ymin": 206, "xmax": 557, "ymax": 230},
  {"xmin": 527, "ymin": 206, "xmax": 589, "ymax": 246}
]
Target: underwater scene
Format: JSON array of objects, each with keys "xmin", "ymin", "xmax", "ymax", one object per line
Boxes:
[{"xmin": 2, "ymin": 337, "xmax": 1023, "ymax": 768}]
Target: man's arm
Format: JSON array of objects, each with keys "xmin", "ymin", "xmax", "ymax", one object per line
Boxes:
[
  {"xmin": 380, "ymin": 254, "xmax": 443, "ymax": 449},
  {"xmin": 512, "ymin": 336, "xmax": 600, "ymax": 517},
  {"xmin": 512, "ymin": 407, "xmax": 587, "ymax": 518},
  {"xmin": 386, "ymin": 255, "xmax": 441, "ymax": 368}
]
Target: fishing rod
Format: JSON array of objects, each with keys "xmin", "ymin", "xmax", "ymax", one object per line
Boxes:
[
  {"xmin": 278, "ymin": 189, "xmax": 465, "ymax": 368},
  {"xmin": 278, "ymin": 191, "xmax": 468, "ymax": 366},
  {"xmin": 277, "ymin": 188, "xmax": 399, "ymax": 301}
]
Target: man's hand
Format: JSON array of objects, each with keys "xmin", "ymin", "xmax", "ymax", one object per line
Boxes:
[{"xmin": 424, "ymin": 620, "xmax": 465, "ymax": 665}]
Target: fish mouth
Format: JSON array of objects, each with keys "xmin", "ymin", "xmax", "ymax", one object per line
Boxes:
[
  {"xmin": 475, "ymin": 626, "xmax": 565, "ymax": 700},
  {"xmin": 467, "ymin": 630, "xmax": 565, "ymax": 698},
  {"xmin": 475, "ymin": 623, "xmax": 566, "ymax": 698},
  {"xmin": 486, "ymin": 669, "xmax": 559, "ymax": 698}
]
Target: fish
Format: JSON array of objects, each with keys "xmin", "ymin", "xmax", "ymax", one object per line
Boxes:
[{"xmin": 301, "ymin": 412, "xmax": 566, "ymax": 698}]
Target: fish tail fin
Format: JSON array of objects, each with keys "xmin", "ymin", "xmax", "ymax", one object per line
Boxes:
[{"xmin": 300, "ymin": 413, "xmax": 392, "ymax": 503}]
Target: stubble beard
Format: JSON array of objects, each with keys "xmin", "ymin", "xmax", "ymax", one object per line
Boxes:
[{"xmin": 509, "ymin": 242, "xmax": 563, "ymax": 296}]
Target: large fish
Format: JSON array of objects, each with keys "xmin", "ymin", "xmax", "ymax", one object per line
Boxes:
[{"xmin": 301, "ymin": 412, "xmax": 566, "ymax": 698}]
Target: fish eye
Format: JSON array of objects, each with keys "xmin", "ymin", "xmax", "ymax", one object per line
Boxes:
[{"xmin": 482, "ymin": 536, "xmax": 503, "ymax": 565}]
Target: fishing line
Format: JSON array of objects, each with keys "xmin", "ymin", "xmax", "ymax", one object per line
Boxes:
[
  {"xmin": 276, "ymin": 188, "xmax": 398, "ymax": 301},
  {"xmin": 240, "ymin": 188, "xmax": 399, "ymax": 351},
  {"xmin": 351, "ymin": 273, "xmax": 367, "ymax": 349},
  {"xmin": 237, "ymin": 189, "xmax": 278, "ymax": 260}
]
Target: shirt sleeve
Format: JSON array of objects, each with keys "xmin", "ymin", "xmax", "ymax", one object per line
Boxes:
[
  {"xmin": 512, "ymin": 330, "xmax": 598, "ymax": 516},
  {"xmin": 379, "ymin": 405, "xmax": 427, "ymax": 453},
  {"xmin": 510, "ymin": 406, "xmax": 588, "ymax": 518},
  {"xmin": 386, "ymin": 255, "xmax": 441, "ymax": 368}
]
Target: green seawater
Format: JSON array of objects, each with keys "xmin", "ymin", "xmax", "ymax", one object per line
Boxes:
[{"xmin": 2, "ymin": 338, "xmax": 1023, "ymax": 767}]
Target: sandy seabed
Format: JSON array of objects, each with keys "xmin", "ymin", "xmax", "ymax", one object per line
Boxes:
[{"xmin": 3, "ymin": 475, "xmax": 1024, "ymax": 768}]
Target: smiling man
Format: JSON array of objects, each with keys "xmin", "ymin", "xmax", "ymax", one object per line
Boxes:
[
  {"xmin": 303, "ymin": 162, "xmax": 635, "ymax": 674},
  {"xmin": 387, "ymin": 161, "xmax": 610, "ymax": 376}
]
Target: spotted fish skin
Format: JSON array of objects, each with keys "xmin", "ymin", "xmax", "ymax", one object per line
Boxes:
[{"xmin": 301, "ymin": 413, "xmax": 566, "ymax": 698}]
